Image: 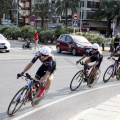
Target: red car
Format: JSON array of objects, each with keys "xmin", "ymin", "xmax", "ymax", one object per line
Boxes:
[{"xmin": 56, "ymin": 34, "xmax": 92, "ymax": 55}]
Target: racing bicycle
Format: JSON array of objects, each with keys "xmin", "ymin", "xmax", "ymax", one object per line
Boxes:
[
  {"xmin": 7, "ymin": 73, "xmax": 49, "ymax": 117},
  {"xmin": 103, "ymin": 57, "xmax": 120, "ymax": 82},
  {"xmin": 70, "ymin": 62, "xmax": 101, "ymax": 91}
]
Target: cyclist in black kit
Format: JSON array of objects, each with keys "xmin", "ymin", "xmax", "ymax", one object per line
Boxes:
[
  {"xmin": 76, "ymin": 43, "xmax": 103, "ymax": 83},
  {"xmin": 108, "ymin": 44, "xmax": 120, "ymax": 63},
  {"xmin": 17, "ymin": 46, "xmax": 56, "ymax": 98}
]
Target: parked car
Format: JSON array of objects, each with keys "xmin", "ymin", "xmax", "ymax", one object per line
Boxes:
[
  {"xmin": 56, "ymin": 34, "xmax": 92, "ymax": 55},
  {"xmin": 0, "ymin": 34, "xmax": 10, "ymax": 52}
]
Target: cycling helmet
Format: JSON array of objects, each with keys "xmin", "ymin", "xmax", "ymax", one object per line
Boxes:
[
  {"xmin": 40, "ymin": 46, "xmax": 51, "ymax": 56},
  {"xmin": 92, "ymin": 43, "xmax": 99, "ymax": 50}
]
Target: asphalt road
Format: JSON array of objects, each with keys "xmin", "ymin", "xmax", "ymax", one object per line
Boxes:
[{"xmin": 0, "ymin": 43, "xmax": 120, "ymax": 120}]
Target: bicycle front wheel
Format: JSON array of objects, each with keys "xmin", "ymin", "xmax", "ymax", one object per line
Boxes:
[
  {"xmin": 103, "ymin": 65, "xmax": 114, "ymax": 83},
  {"xmin": 7, "ymin": 86, "xmax": 29, "ymax": 117},
  {"xmin": 70, "ymin": 70, "xmax": 84, "ymax": 91}
]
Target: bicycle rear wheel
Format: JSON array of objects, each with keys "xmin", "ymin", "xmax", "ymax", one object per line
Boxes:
[
  {"xmin": 7, "ymin": 86, "xmax": 29, "ymax": 116},
  {"xmin": 87, "ymin": 69, "xmax": 101, "ymax": 87},
  {"xmin": 70, "ymin": 70, "xmax": 84, "ymax": 91},
  {"xmin": 31, "ymin": 87, "xmax": 49, "ymax": 107},
  {"xmin": 103, "ymin": 65, "xmax": 114, "ymax": 82}
]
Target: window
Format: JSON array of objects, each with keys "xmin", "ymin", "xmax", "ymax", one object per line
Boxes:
[
  {"xmin": 66, "ymin": 36, "xmax": 72, "ymax": 42},
  {"xmin": 86, "ymin": 11, "xmax": 94, "ymax": 19},
  {"xmin": 52, "ymin": 0, "xmax": 55, "ymax": 4},
  {"xmin": 87, "ymin": 1, "xmax": 100, "ymax": 8},
  {"xmin": 59, "ymin": 35, "xmax": 66, "ymax": 41}
]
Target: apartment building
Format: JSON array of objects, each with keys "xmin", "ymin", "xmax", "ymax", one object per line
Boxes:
[{"xmin": 18, "ymin": 0, "xmax": 108, "ymax": 33}]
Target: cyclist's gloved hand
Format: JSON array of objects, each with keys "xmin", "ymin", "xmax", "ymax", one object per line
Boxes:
[{"xmin": 17, "ymin": 72, "xmax": 24, "ymax": 79}]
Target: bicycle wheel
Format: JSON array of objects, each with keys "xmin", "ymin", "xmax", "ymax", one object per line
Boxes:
[
  {"xmin": 103, "ymin": 65, "xmax": 114, "ymax": 83},
  {"xmin": 31, "ymin": 87, "xmax": 49, "ymax": 107},
  {"xmin": 7, "ymin": 86, "xmax": 29, "ymax": 116},
  {"xmin": 87, "ymin": 69, "xmax": 101, "ymax": 87},
  {"xmin": 70, "ymin": 70, "xmax": 84, "ymax": 91}
]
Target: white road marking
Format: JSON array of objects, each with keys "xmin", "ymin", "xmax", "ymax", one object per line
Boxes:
[
  {"xmin": 12, "ymin": 83, "xmax": 120, "ymax": 120},
  {"xmin": 68, "ymin": 108, "xmax": 93, "ymax": 120}
]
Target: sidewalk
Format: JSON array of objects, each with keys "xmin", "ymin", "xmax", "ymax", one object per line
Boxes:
[{"xmin": 69, "ymin": 94, "xmax": 120, "ymax": 120}]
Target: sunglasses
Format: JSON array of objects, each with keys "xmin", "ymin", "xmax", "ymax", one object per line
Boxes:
[
  {"xmin": 92, "ymin": 48, "xmax": 97, "ymax": 50},
  {"xmin": 41, "ymin": 53, "xmax": 48, "ymax": 57}
]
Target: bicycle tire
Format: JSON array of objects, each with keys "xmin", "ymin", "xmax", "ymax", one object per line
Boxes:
[
  {"xmin": 87, "ymin": 69, "xmax": 101, "ymax": 87},
  {"xmin": 70, "ymin": 70, "xmax": 84, "ymax": 91},
  {"xmin": 103, "ymin": 65, "xmax": 114, "ymax": 83},
  {"xmin": 7, "ymin": 86, "xmax": 29, "ymax": 117},
  {"xmin": 31, "ymin": 87, "xmax": 49, "ymax": 107}
]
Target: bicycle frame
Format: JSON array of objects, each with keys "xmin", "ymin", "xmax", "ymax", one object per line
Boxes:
[
  {"xmin": 110, "ymin": 58, "xmax": 118, "ymax": 75},
  {"xmin": 16, "ymin": 77, "xmax": 34, "ymax": 103}
]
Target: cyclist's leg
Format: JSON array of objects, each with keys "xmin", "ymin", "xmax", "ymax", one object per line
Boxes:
[
  {"xmin": 93, "ymin": 58, "xmax": 102, "ymax": 79},
  {"xmin": 44, "ymin": 74, "xmax": 54, "ymax": 88},
  {"xmin": 85, "ymin": 58, "xmax": 91, "ymax": 64}
]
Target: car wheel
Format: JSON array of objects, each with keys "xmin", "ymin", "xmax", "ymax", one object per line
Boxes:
[
  {"xmin": 6, "ymin": 50, "xmax": 10, "ymax": 52},
  {"xmin": 57, "ymin": 46, "xmax": 61, "ymax": 53},
  {"xmin": 72, "ymin": 49, "xmax": 76, "ymax": 56}
]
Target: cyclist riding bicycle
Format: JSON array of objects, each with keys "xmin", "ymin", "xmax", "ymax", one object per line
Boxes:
[
  {"xmin": 76, "ymin": 43, "xmax": 103, "ymax": 83},
  {"xmin": 17, "ymin": 46, "xmax": 56, "ymax": 98},
  {"xmin": 108, "ymin": 44, "xmax": 120, "ymax": 69}
]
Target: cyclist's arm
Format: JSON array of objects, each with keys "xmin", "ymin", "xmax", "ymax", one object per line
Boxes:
[
  {"xmin": 78, "ymin": 54, "xmax": 86, "ymax": 62},
  {"xmin": 22, "ymin": 62, "xmax": 34, "ymax": 73}
]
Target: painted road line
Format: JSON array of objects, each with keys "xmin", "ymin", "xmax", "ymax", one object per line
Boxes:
[{"xmin": 12, "ymin": 83, "xmax": 120, "ymax": 120}]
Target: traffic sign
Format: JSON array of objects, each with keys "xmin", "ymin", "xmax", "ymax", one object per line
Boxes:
[
  {"xmin": 72, "ymin": 20, "xmax": 78, "ymax": 27},
  {"xmin": 30, "ymin": 15, "xmax": 35, "ymax": 21},
  {"xmin": 72, "ymin": 13, "xmax": 78, "ymax": 20},
  {"xmin": 30, "ymin": 21, "xmax": 35, "ymax": 26}
]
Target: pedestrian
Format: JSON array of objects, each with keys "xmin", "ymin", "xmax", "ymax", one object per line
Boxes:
[
  {"xmin": 34, "ymin": 30, "xmax": 39, "ymax": 49},
  {"xmin": 114, "ymin": 34, "xmax": 120, "ymax": 51}
]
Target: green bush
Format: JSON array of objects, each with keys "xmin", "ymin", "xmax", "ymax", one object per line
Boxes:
[
  {"xmin": 0, "ymin": 26, "xmax": 10, "ymax": 34},
  {"xmin": 21, "ymin": 26, "xmax": 34, "ymax": 39},
  {"xmin": 39, "ymin": 29, "xmax": 55, "ymax": 43}
]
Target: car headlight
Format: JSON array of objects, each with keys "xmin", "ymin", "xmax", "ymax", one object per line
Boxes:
[{"xmin": 77, "ymin": 44, "xmax": 84, "ymax": 48}]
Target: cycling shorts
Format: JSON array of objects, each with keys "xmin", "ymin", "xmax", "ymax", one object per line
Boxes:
[
  {"xmin": 35, "ymin": 64, "xmax": 56, "ymax": 80},
  {"xmin": 90, "ymin": 56, "xmax": 103, "ymax": 69}
]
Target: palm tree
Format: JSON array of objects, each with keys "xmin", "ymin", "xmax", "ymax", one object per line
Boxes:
[
  {"xmin": 94, "ymin": 0, "xmax": 120, "ymax": 36},
  {"xmin": 0, "ymin": 0, "xmax": 15, "ymax": 23},
  {"xmin": 32, "ymin": 0, "xmax": 50, "ymax": 28},
  {"xmin": 55, "ymin": 0, "xmax": 79, "ymax": 26}
]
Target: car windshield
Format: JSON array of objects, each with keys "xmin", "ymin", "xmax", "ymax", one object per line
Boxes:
[
  {"xmin": 72, "ymin": 36, "xmax": 89, "ymax": 43},
  {"xmin": 0, "ymin": 34, "xmax": 5, "ymax": 40}
]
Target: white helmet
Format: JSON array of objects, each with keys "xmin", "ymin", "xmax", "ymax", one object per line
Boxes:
[
  {"xmin": 92, "ymin": 43, "xmax": 99, "ymax": 49},
  {"xmin": 40, "ymin": 46, "xmax": 51, "ymax": 56}
]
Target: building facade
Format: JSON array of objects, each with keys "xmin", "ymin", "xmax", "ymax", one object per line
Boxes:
[{"xmin": 18, "ymin": 0, "xmax": 109, "ymax": 33}]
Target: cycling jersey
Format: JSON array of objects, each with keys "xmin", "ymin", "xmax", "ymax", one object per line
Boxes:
[
  {"xmin": 114, "ymin": 45, "xmax": 120, "ymax": 61},
  {"xmin": 31, "ymin": 51, "xmax": 56, "ymax": 79},
  {"xmin": 85, "ymin": 49, "xmax": 103, "ymax": 69}
]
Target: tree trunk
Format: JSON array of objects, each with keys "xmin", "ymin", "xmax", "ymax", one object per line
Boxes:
[
  {"xmin": 41, "ymin": 19, "xmax": 44, "ymax": 28},
  {"xmin": 65, "ymin": 3, "xmax": 68, "ymax": 26},
  {"xmin": 108, "ymin": 19, "xmax": 112, "ymax": 37}
]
